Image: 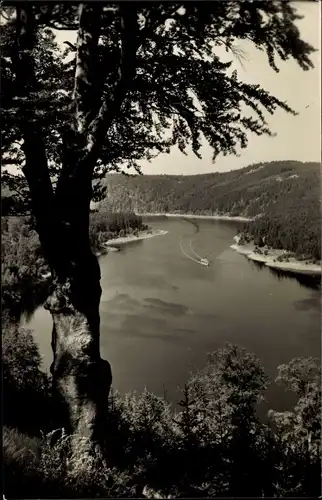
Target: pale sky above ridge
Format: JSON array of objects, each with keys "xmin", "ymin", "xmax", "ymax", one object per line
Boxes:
[{"xmin": 53, "ymin": 1, "xmax": 321, "ymax": 175}]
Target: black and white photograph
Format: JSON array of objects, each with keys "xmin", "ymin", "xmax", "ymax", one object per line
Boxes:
[{"xmin": 1, "ymin": 0, "xmax": 321, "ymax": 497}]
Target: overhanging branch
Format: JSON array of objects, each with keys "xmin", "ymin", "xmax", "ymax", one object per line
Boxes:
[
  {"xmin": 84, "ymin": 3, "xmax": 189, "ymax": 165},
  {"xmin": 73, "ymin": 3, "xmax": 103, "ymax": 135},
  {"xmin": 138, "ymin": 5, "xmax": 185, "ymax": 45},
  {"xmin": 85, "ymin": 3, "xmax": 139, "ymax": 164},
  {"xmin": 54, "ymin": 3, "xmax": 104, "ymax": 213},
  {"xmin": 13, "ymin": 4, "xmax": 55, "ymax": 258}
]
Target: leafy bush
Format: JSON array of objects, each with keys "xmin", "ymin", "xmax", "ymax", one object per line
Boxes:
[
  {"xmin": 1, "ymin": 217, "xmax": 51, "ymax": 318},
  {"xmin": 3, "ymin": 426, "xmax": 42, "ymax": 499},
  {"xmin": 2, "ymin": 318, "xmax": 52, "ymax": 435},
  {"xmin": 268, "ymin": 357, "xmax": 321, "ymax": 496},
  {"xmin": 3, "ymin": 427, "xmax": 135, "ymax": 499},
  {"xmin": 2, "ymin": 330, "xmax": 321, "ymax": 498},
  {"xmin": 171, "ymin": 344, "xmax": 271, "ymax": 497}
]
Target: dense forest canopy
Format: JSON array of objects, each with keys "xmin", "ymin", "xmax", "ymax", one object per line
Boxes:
[
  {"xmin": 3, "ymin": 329, "xmax": 321, "ymax": 498},
  {"xmin": 100, "ymin": 160, "xmax": 319, "ymax": 216},
  {"xmin": 1, "ymin": 2, "xmax": 316, "ymax": 215},
  {"xmin": 1, "ymin": 212, "xmax": 145, "ymax": 319},
  {"xmin": 100, "ymin": 160, "xmax": 321, "ymax": 259}
]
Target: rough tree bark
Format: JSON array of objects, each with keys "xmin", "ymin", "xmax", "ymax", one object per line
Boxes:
[{"xmin": 13, "ymin": 3, "xmax": 137, "ymax": 452}]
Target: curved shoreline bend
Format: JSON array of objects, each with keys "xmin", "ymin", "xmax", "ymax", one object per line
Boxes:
[
  {"xmin": 103, "ymin": 228, "xmax": 168, "ymax": 248},
  {"xmin": 138, "ymin": 212, "xmax": 253, "ymax": 222},
  {"xmin": 231, "ymin": 237, "xmax": 321, "ymax": 277}
]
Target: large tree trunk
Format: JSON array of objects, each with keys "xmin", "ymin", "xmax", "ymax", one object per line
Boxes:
[
  {"xmin": 44, "ymin": 231, "xmax": 112, "ymax": 450},
  {"xmin": 13, "ymin": 2, "xmax": 137, "ymax": 453}
]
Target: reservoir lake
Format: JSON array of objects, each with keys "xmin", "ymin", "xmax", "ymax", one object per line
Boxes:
[{"xmin": 23, "ymin": 218, "xmax": 321, "ymax": 416}]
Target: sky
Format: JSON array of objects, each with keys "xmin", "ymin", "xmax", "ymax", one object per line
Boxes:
[{"xmin": 54, "ymin": 1, "xmax": 321, "ymax": 175}]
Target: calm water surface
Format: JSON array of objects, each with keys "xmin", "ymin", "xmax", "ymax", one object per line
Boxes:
[{"xmin": 24, "ymin": 219, "xmax": 321, "ymax": 415}]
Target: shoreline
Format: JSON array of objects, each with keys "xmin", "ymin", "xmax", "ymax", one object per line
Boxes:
[
  {"xmin": 231, "ymin": 237, "xmax": 321, "ymax": 277},
  {"xmin": 138, "ymin": 212, "xmax": 253, "ymax": 222},
  {"xmin": 102, "ymin": 228, "xmax": 168, "ymax": 248}
]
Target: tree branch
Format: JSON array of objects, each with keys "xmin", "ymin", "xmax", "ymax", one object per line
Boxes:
[
  {"xmin": 85, "ymin": 3, "xmax": 138, "ymax": 164},
  {"xmin": 73, "ymin": 3, "xmax": 103, "ymax": 135},
  {"xmin": 46, "ymin": 21, "xmax": 78, "ymax": 30},
  {"xmin": 34, "ymin": 4, "xmax": 117, "ymax": 30},
  {"xmin": 84, "ymin": 4, "xmax": 188, "ymax": 165},
  {"xmin": 13, "ymin": 4, "xmax": 55, "ymax": 260},
  {"xmin": 138, "ymin": 5, "xmax": 185, "ymax": 44},
  {"xmin": 53, "ymin": 3, "xmax": 104, "ymax": 243}
]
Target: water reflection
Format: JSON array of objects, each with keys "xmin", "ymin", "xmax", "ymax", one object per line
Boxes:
[
  {"xmin": 249, "ymin": 259, "xmax": 321, "ymax": 290},
  {"xmin": 268, "ymin": 267, "xmax": 321, "ymax": 290}
]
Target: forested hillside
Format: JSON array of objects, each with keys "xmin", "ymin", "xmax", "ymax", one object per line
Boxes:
[
  {"xmin": 100, "ymin": 161, "xmax": 321, "ymax": 259},
  {"xmin": 1, "ymin": 213, "xmax": 145, "ymax": 319},
  {"xmin": 100, "ymin": 161, "xmax": 319, "ymax": 216}
]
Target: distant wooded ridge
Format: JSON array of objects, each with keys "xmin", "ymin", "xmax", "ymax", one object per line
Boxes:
[{"xmin": 99, "ymin": 160, "xmax": 321, "ymax": 260}]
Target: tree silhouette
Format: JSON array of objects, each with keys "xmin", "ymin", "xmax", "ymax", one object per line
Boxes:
[{"xmin": 1, "ymin": 1, "xmax": 315, "ymax": 452}]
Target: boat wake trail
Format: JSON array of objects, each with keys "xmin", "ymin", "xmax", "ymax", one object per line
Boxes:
[
  {"xmin": 179, "ymin": 218, "xmax": 210, "ymax": 266},
  {"xmin": 180, "ymin": 238, "xmax": 204, "ymax": 265},
  {"xmin": 189, "ymin": 239, "xmax": 203, "ymax": 261}
]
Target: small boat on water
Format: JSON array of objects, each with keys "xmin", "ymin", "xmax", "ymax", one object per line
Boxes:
[{"xmin": 180, "ymin": 238, "xmax": 210, "ymax": 267}]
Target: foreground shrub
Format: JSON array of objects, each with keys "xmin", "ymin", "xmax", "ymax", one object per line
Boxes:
[
  {"xmin": 3, "ymin": 427, "xmax": 41, "ymax": 498},
  {"xmin": 2, "ymin": 319, "xmax": 52, "ymax": 435},
  {"xmin": 167, "ymin": 344, "xmax": 272, "ymax": 497},
  {"xmin": 2, "ymin": 332, "xmax": 321, "ymax": 498},
  {"xmin": 3, "ymin": 428, "xmax": 135, "ymax": 498},
  {"xmin": 268, "ymin": 357, "xmax": 321, "ymax": 496}
]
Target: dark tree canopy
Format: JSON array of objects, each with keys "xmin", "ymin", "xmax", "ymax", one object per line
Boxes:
[
  {"xmin": 1, "ymin": 1, "xmax": 315, "ymax": 215},
  {"xmin": 0, "ymin": 0, "xmax": 316, "ymax": 452}
]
